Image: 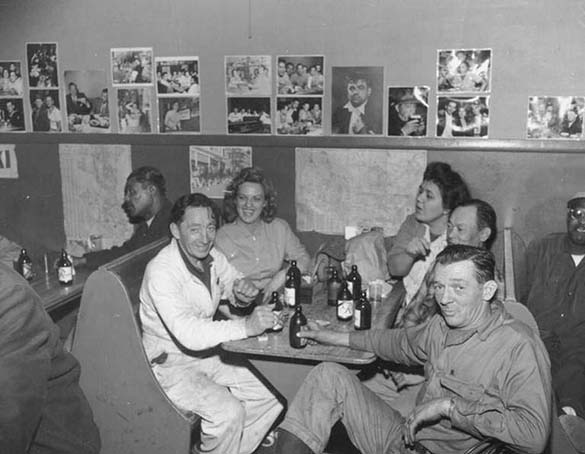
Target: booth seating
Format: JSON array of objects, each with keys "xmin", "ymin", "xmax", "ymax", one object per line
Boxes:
[{"xmin": 72, "ymin": 238, "xmax": 200, "ymax": 454}]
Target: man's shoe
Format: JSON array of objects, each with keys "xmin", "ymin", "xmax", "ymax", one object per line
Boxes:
[{"xmin": 559, "ymin": 414, "xmax": 585, "ymax": 453}]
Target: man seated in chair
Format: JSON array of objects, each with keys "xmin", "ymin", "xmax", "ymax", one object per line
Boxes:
[
  {"xmin": 521, "ymin": 192, "xmax": 585, "ymax": 451},
  {"xmin": 140, "ymin": 193, "xmax": 283, "ymax": 454},
  {"xmin": 276, "ymin": 245, "xmax": 551, "ymax": 454}
]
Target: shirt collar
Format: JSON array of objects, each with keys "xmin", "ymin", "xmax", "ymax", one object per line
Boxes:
[
  {"xmin": 176, "ymin": 240, "xmax": 214, "ymax": 276},
  {"xmin": 442, "ymin": 300, "xmax": 505, "ymax": 345},
  {"xmin": 343, "ymin": 101, "xmax": 366, "ymax": 115}
]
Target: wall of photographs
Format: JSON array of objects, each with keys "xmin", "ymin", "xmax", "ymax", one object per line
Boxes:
[
  {"xmin": 1, "ymin": 0, "xmax": 585, "ymax": 141},
  {"xmin": 0, "ymin": 43, "xmax": 582, "ymax": 141}
]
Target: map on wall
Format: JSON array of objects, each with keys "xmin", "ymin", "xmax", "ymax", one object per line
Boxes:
[
  {"xmin": 59, "ymin": 144, "xmax": 133, "ymax": 256},
  {"xmin": 295, "ymin": 148, "xmax": 427, "ymax": 236}
]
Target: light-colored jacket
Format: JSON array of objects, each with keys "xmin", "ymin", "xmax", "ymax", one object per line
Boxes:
[{"xmin": 140, "ymin": 239, "xmax": 247, "ymax": 362}]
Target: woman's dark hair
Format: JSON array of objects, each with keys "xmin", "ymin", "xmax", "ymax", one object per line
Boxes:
[
  {"xmin": 423, "ymin": 162, "xmax": 470, "ymax": 211},
  {"xmin": 223, "ymin": 167, "xmax": 277, "ymax": 223},
  {"xmin": 170, "ymin": 193, "xmax": 221, "ymax": 228}
]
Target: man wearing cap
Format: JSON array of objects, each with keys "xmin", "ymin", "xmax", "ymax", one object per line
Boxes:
[
  {"xmin": 388, "ymin": 91, "xmax": 426, "ymax": 136},
  {"xmin": 331, "ymin": 72, "xmax": 381, "ymax": 135},
  {"xmin": 521, "ymin": 192, "xmax": 585, "ymax": 450}
]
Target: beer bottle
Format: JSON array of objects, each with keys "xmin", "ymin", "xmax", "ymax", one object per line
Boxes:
[
  {"xmin": 337, "ymin": 281, "xmax": 354, "ymax": 321},
  {"xmin": 346, "ymin": 264, "xmax": 362, "ymax": 301},
  {"xmin": 288, "ymin": 260, "xmax": 301, "ymax": 289},
  {"xmin": 354, "ymin": 290, "xmax": 372, "ymax": 330},
  {"xmin": 289, "ymin": 305, "xmax": 307, "ymax": 349},
  {"xmin": 57, "ymin": 249, "xmax": 73, "ymax": 286},
  {"xmin": 284, "ymin": 272, "xmax": 297, "ymax": 308},
  {"xmin": 17, "ymin": 248, "xmax": 33, "ymax": 281},
  {"xmin": 270, "ymin": 291, "xmax": 284, "ymax": 332},
  {"xmin": 327, "ymin": 268, "xmax": 342, "ymax": 306}
]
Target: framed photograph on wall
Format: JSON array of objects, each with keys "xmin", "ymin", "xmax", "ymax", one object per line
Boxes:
[
  {"xmin": 189, "ymin": 146, "xmax": 252, "ymax": 199},
  {"xmin": 226, "ymin": 97, "xmax": 271, "ymax": 134},
  {"xmin": 225, "ymin": 55, "xmax": 271, "ymax": 96},
  {"xmin": 26, "ymin": 43, "xmax": 59, "ymax": 88},
  {"xmin": 437, "ymin": 48, "xmax": 492, "ymax": 94},
  {"xmin": 117, "ymin": 87, "xmax": 153, "ymax": 133},
  {"xmin": 0, "ymin": 98, "xmax": 25, "ymax": 132},
  {"xmin": 436, "ymin": 95, "xmax": 489, "ymax": 138},
  {"xmin": 64, "ymin": 70, "xmax": 110, "ymax": 133},
  {"xmin": 387, "ymin": 86, "xmax": 429, "ymax": 137},
  {"xmin": 155, "ymin": 56, "xmax": 200, "ymax": 96},
  {"xmin": 111, "ymin": 47, "xmax": 153, "ymax": 86},
  {"xmin": 29, "ymin": 89, "xmax": 63, "ymax": 132},
  {"xmin": 276, "ymin": 55, "xmax": 324, "ymax": 96},
  {"xmin": 0, "ymin": 61, "xmax": 24, "ymax": 97},
  {"xmin": 276, "ymin": 97, "xmax": 322, "ymax": 135},
  {"xmin": 158, "ymin": 96, "xmax": 200, "ymax": 133},
  {"xmin": 527, "ymin": 96, "xmax": 584, "ymax": 139},
  {"xmin": 331, "ymin": 66, "xmax": 384, "ymax": 135}
]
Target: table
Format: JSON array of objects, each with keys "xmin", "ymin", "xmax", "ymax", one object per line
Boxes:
[
  {"xmin": 31, "ymin": 267, "xmax": 92, "ymax": 313},
  {"xmin": 222, "ymin": 281, "xmax": 405, "ymax": 403}
]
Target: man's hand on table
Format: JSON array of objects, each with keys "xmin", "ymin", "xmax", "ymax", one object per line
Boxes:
[
  {"xmin": 296, "ymin": 320, "xmax": 350, "ymax": 347},
  {"xmin": 245, "ymin": 305, "xmax": 275, "ymax": 337},
  {"xmin": 232, "ymin": 278, "xmax": 259, "ymax": 307}
]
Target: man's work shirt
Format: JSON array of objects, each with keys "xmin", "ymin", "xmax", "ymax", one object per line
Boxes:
[{"xmin": 349, "ymin": 301, "xmax": 552, "ymax": 454}]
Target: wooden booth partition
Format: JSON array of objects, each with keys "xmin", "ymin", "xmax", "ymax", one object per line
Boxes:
[{"xmin": 72, "ymin": 237, "xmax": 199, "ymax": 454}]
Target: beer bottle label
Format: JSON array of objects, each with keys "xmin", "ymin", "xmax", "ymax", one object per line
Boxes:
[
  {"xmin": 58, "ymin": 266, "xmax": 73, "ymax": 283},
  {"xmin": 22, "ymin": 263, "xmax": 33, "ymax": 280},
  {"xmin": 284, "ymin": 287, "xmax": 296, "ymax": 307},
  {"xmin": 347, "ymin": 282, "xmax": 354, "ymax": 294},
  {"xmin": 337, "ymin": 299, "xmax": 353, "ymax": 319},
  {"xmin": 354, "ymin": 309, "xmax": 362, "ymax": 328},
  {"xmin": 272, "ymin": 310, "xmax": 283, "ymax": 331}
]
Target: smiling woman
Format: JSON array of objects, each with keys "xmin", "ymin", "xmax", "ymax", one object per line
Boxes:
[{"xmin": 215, "ymin": 167, "xmax": 311, "ymax": 303}]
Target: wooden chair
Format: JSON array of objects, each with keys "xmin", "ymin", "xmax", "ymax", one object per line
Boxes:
[{"xmin": 72, "ymin": 238, "xmax": 199, "ymax": 454}]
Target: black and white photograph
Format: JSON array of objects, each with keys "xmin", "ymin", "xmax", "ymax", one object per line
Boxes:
[
  {"xmin": 64, "ymin": 70, "xmax": 110, "ymax": 133},
  {"xmin": 155, "ymin": 57, "xmax": 200, "ymax": 96},
  {"xmin": 111, "ymin": 47, "xmax": 153, "ymax": 85},
  {"xmin": 0, "ymin": 98, "xmax": 25, "ymax": 131},
  {"xmin": 158, "ymin": 96, "xmax": 200, "ymax": 133},
  {"xmin": 276, "ymin": 97, "xmax": 322, "ymax": 135},
  {"xmin": 527, "ymin": 96, "xmax": 584, "ymax": 139},
  {"xmin": 387, "ymin": 86, "xmax": 429, "ymax": 137},
  {"xmin": 227, "ymin": 97, "xmax": 271, "ymax": 134},
  {"xmin": 0, "ymin": 61, "xmax": 24, "ymax": 97},
  {"xmin": 437, "ymin": 48, "xmax": 492, "ymax": 94},
  {"xmin": 436, "ymin": 95, "xmax": 489, "ymax": 138},
  {"xmin": 331, "ymin": 66, "xmax": 384, "ymax": 135},
  {"xmin": 26, "ymin": 42, "xmax": 59, "ymax": 88},
  {"xmin": 117, "ymin": 87, "xmax": 153, "ymax": 133},
  {"xmin": 277, "ymin": 55, "xmax": 324, "ymax": 96},
  {"xmin": 225, "ymin": 55, "xmax": 271, "ymax": 96},
  {"xmin": 190, "ymin": 146, "xmax": 252, "ymax": 198},
  {"xmin": 29, "ymin": 89, "xmax": 62, "ymax": 132}
]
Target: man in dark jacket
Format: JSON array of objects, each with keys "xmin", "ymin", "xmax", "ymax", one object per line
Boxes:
[
  {"xmin": 0, "ymin": 262, "xmax": 100, "ymax": 453},
  {"xmin": 77, "ymin": 166, "xmax": 172, "ymax": 269}
]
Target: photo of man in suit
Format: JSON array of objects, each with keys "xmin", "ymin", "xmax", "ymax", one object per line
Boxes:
[{"xmin": 331, "ymin": 66, "xmax": 383, "ymax": 135}]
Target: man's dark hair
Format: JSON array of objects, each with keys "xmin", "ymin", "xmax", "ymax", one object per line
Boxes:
[
  {"xmin": 455, "ymin": 199, "xmax": 497, "ymax": 250},
  {"xmin": 170, "ymin": 193, "xmax": 220, "ymax": 228},
  {"xmin": 436, "ymin": 244, "xmax": 495, "ymax": 284},
  {"xmin": 127, "ymin": 166, "xmax": 166, "ymax": 196},
  {"xmin": 423, "ymin": 162, "xmax": 470, "ymax": 211},
  {"xmin": 345, "ymin": 71, "xmax": 370, "ymax": 87}
]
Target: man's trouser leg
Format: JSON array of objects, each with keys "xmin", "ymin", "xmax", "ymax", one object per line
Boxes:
[{"xmin": 280, "ymin": 362, "xmax": 405, "ymax": 454}]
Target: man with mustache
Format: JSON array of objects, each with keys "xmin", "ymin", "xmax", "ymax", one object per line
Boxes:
[
  {"xmin": 77, "ymin": 166, "xmax": 172, "ymax": 269},
  {"xmin": 521, "ymin": 192, "xmax": 585, "ymax": 451}
]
